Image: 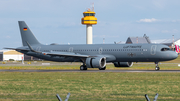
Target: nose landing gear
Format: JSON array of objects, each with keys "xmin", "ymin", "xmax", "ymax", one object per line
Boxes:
[{"xmin": 155, "ymin": 62, "xmax": 160, "ymax": 71}]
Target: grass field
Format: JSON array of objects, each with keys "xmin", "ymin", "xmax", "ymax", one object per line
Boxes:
[
  {"xmin": 0, "ymin": 56, "xmax": 180, "ymax": 100},
  {"xmin": 0, "ymin": 72, "xmax": 180, "ymax": 101}
]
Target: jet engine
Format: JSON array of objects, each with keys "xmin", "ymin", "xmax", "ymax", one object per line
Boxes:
[
  {"xmin": 114, "ymin": 62, "xmax": 133, "ymax": 67},
  {"xmin": 86, "ymin": 57, "xmax": 106, "ymax": 68}
]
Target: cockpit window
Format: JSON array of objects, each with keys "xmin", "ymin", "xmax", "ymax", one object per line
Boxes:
[{"xmin": 161, "ymin": 48, "xmax": 172, "ymax": 51}]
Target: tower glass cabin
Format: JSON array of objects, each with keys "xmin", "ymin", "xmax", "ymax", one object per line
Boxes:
[{"xmin": 81, "ymin": 11, "xmax": 97, "ymax": 25}]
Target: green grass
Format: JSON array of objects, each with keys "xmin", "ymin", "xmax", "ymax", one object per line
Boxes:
[
  {"xmin": 0, "ymin": 72, "xmax": 180, "ymax": 101},
  {"xmin": 0, "ymin": 56, "xmax": 179, "ymax": 100}
]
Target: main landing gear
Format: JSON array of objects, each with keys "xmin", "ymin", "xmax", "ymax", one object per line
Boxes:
[
  {"xmin": 155, "ymin": 62, "xmax": 160, "ymax": 71},
  {"xmin": 99, "ymin": 66, "xmax": 106, "ymax": 70},
  {"xmin": 80, "ymin": 65, "xmax": 87, "ymax": 70},
  {"xmin": 80, "ymin": 65, "xmax": 106, "ymax": 70}
]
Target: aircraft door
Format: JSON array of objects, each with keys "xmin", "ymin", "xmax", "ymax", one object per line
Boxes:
[
  {"xmin": 69, "ymin": 47, "xmax": 73, "ymax": 52},
  {"xmin": 150, "ymin": 45, "xmax": 157, "ymax": 55},
  {"xmin": 99, "ymin": 47, "xmax": 103, "ymax": 54}
]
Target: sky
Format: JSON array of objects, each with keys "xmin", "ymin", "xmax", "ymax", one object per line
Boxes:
[{"xmin": 0, "ymin": 0, "xmax": 180, "ymax": 49}]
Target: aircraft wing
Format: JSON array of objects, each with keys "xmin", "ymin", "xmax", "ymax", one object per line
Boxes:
[
  {"xmin": 44, "ymin": 52, "xmax": 91, "ymax": 58},
  {"xmin": 4, "ymin": 48, "xmax": 29, "ymax": 51},
  {"xmin": 44, "ymin": 52, "xmax": 116, "ymax": 61}
]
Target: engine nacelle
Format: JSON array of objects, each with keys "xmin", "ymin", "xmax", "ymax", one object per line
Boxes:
[
  {"xmin": 86, "ymin": 57, "xmax": 106, "ymax": 68},
  {"xmin": 114, "ymin": 62, "xmax": 133, "ymax": 67}
]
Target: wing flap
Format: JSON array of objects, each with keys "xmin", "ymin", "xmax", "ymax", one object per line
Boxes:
[{"xmin": 44, "ymin": 52, "xmax": 90, "ymax": 58}]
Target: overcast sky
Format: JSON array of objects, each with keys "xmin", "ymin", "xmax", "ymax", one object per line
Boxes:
[{"xmin": 0, "ymin": 0, "xmax": 180, "ymax": 49}]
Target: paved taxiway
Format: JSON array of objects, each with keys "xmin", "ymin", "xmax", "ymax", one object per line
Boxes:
[{"xmin": 1, "ymin": 69, "xmax": 180, "ymax": 72}]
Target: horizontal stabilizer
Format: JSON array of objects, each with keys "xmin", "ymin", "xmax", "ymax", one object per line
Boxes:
[{"xmin": 4, "ymin": 48, "xmax": 29, "ymax": 51}]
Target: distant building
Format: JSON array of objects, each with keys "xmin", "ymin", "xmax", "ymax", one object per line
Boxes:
[
  {"xmin": 0, "ymin": 50, "xmax": 40, "ymax": 61},
  {"xmin": 151, "ymin": 38, "xmax": 180, "ymax": 48},
  {"xmin": 0, "ymin": 50, "xmax": 23, "ymax": 61},
  {"xmin": 125, "ymin": 34, "xmax": 180, "ymax": 49},
  {"xmin": 126, "ymin": 34, "xmax": 151, "ymax": 44},
  {"xmin": 24, "ymin": 54, "xmax": 41, "ymax": 61}
]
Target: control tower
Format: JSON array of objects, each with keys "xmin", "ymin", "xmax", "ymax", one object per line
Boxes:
[{"xmin": 81, "ymin": 8, "xmax": 97, "ymax": 44}]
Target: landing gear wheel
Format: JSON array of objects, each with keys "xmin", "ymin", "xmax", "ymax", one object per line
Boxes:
[
  {"xmin": 155, "ymin": 67, "xmax": 160, "ymax": 71},
  {"xmin": 99, "ymin": 66, "xmax": 106, "ymax": 70},
  {"xmin": 155, "ymin": 62, "xmax": 160, "ymax": 71},
  {"xmin": 80, "ymin": 65, "xmax": 87, "ymax": 70}
]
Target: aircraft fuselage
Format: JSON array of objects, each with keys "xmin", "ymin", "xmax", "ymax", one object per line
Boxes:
[{"xmin": 18, "ymin": 43, "xmax": 178, "ymax": 63}]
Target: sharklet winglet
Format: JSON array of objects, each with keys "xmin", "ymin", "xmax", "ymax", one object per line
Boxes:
[{"xmin": 26, "ymin": 41, "xmax": 41, "ymax": 53}]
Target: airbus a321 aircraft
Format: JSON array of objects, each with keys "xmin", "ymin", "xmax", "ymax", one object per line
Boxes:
[{"xmin": 5, "ymin": 21, "xmax": 178, "ymax": 71}]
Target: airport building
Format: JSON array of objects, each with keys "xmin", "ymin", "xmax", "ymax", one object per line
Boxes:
[
  {"xmin": 81, "ymin": 6, "xmax": 97, "ymax": 44},
  {"xmin": 126, "ymin": 35, "xmax": 151, "ymax": 44},
  {"xmin": 0, "ymin": 50, "xmax": 23, "ymax": 61},
  {"xmin": 126, "ymin": 34, "xmax": 180, "ymax": 48},
  {"xmin": 151, "ymin": 38, "xmax": 180, "ymax": 48},
  {"xmin": 0, "ymin": 50, "xmax": 40, "ymax": 61}
]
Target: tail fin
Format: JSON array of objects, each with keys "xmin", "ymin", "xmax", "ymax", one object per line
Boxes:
[
  {"xmin": 175, "ymin": 45, "xmax": 180, "ymax": 53},
  {"xmin": 18, "ymin": 21, "xmax": 41, "ymax": 46}
]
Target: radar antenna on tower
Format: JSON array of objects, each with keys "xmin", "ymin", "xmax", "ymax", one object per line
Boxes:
[{"xmin": 92, "ymin": 3, "xmax": 94, "ymax": 11}]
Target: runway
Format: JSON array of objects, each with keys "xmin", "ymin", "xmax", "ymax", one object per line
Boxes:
[{"xmin": 1, "ymin": 69, "xmax": 180, "ymax": 72}]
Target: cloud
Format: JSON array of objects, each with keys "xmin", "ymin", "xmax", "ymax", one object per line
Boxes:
[
  {"xmin": 152, "ymin": 0, "xmax": 167, "ymax": 9},
  {"xmin": 172, "ymin": 19, "xmax": 180, "ymax": 23},
  {"xmin": 5, "ymin": 36, "xmax": 11, "ymax": 39},
  {"xmin": 137, "ymin": 18, "xmax": 158, "ymax": 23},
  {"xmin": 161, "ymin": 29, "xmax": 179, "ymax": 33}
]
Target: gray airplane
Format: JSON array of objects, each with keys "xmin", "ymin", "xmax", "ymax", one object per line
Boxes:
[{"xmin": 5, "ymin": 21, "xmax": 178, "ymax": 71}]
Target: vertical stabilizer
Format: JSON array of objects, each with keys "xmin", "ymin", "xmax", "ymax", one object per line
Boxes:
[
  {"xmin": 175, "ymin": 45, "xmax": 180, "ymax": 53},
  {"xmin": 18, "ymin": 21, "xmax": 41, "ymax": 46}
]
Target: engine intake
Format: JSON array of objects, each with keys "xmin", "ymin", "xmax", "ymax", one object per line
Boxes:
[
  {"xmin": 114, "ymin": 62, "xmax": 133, "ymax": 67},
  {"xmin": 86, "ymin": 57, "xmax": 106, "ymax": 68}
]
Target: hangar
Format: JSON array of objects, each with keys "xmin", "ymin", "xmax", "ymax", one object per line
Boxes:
[
  {"xmin": 0, "ymin": 50, "xmax": 23, "ymax": 61},
  {"xmin": 151, "ymin": 38, "xmax": 180, "ymax": 49},
  {"xmin": 0, "ymin": 50, "xmax": 41, "ymax": 61},
  {"xmin": 126, "ymin": 34, "xmax": 151, "ymax": 44},
  {"xmin": 126, "ymin": 34, "xmax": 180, "ymax": 49}
]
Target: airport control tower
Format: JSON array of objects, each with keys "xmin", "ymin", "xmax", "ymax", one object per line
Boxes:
[{"xmin": 81, "ymin": 7, "xmax": 97, "ymax": 44}]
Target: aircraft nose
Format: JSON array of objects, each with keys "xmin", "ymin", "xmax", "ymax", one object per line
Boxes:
[{"xmin": 171, "ymin": 52, "xmax": 178, "ymax": 59}]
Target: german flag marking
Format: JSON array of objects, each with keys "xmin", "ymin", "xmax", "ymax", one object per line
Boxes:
[{"xmin": 23, "ymin": 28, "xmax": 27, "ymax": 31}]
